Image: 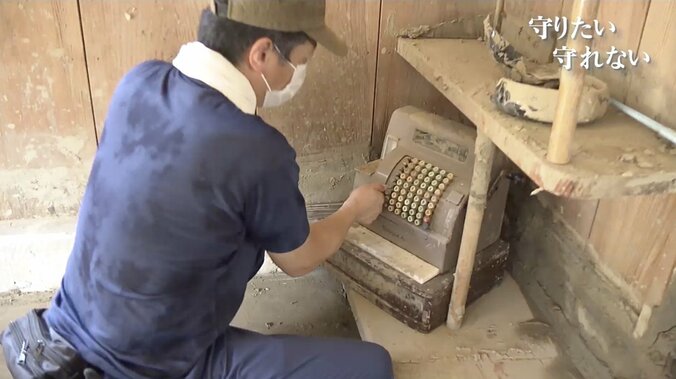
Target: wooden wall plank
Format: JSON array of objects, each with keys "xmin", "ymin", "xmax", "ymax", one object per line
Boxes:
[
  {"xmin": 371, "ymin": 0, "xmax": 494, "ymax": 158},
  {"xmin": 591, "ymin": 0, "xmax": 650, "ymax": 101},
  {"xmin": 0, "ymin": 0, "xmax": 96, "ymax": 219},
  {"xmin": 78, "ymin": 0, "xmax": 204, "ymax": 139},
  {"xmin": 501, "ymin": 0, "xmax": 565, "ymax": 63},
  {"xmin": 259, "ymin": 0, "xmax": 380, "ymax": 155},
  {"xmin": 586, "ymin": 1, "xmax": 676, "ymax": 307},
  {"xmin": 589, "ymin": 195, "xmax": 676, "ymax": 306},
  {"xmin": 625, "ymin": 0, "xmax": 676, "ymax": 129},
  {"xmin": 538, "ymin": 194, "xmax": 598, "ymax": 239},
  {"xmin": 80, "ymin": 0, "xmax": 378, "ymax": 157},
  {"xmin": 551, "ymin": 1, "xmax": 648, "ymax": 242}
]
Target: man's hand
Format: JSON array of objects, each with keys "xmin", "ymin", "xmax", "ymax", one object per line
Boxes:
[
  {"xmin": 268, "ymin": 182, "xmax": 385, "ymax": 277},
  {"xmin": 342, "ymin": 183, "xmax": 386, "ymax": 225}
]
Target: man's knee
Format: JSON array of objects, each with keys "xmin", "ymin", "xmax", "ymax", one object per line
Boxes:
[{"xmin": 360, "ymin": 342, "xmax": 394, "ymax": 378}]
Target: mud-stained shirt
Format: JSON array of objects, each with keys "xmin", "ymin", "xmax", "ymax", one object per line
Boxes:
[{"xmin": 44, "ymin": 54, "xmax": 310, "ymax": 378}]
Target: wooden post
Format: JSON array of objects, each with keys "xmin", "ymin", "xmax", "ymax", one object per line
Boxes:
[
  {"xmin": 546, "ymin": 0, "xmax": 600, "ymax": 164},
  {"xmin": 493, "ymin": 0, "xmax": 505, "ymax": 31},
  {"xmin": 447, "ymin": 131, "xmax": 496, "ymax": 330}
]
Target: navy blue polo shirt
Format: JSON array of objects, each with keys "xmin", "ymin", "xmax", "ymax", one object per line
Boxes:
[{"xmin": 44, "ymin": 60, "xmax": 310, "ymax": 378}]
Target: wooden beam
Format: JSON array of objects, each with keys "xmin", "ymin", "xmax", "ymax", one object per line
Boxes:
[
  {"xmin": 546, "ymin": 0, "xmax": 600, "ymax": 164},
  {"xmin": 447, "ymin": 131, "xmax": 496, "ymax": 329}
]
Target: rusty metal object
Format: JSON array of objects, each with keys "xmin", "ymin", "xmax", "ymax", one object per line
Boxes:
[{"xmin": 326, "ymin": 239, "xmax": 509, "ymax": 333}]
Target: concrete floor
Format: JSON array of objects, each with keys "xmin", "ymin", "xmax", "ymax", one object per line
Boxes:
[
  {"xmin": 348, "ymin": 275, "xmax": 584, "ymax": 379},
  {"xmin": 0, "ymin": 268, "xmax": 358, "ymax": 379},
  {"xmin": 1, "ymin": 268, "xmax": 583, "ymax": 379}
]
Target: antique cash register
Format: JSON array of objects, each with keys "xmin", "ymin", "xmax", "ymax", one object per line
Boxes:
[{"xmin": 326, "ymin": 106, "xmax": 510, "ymax": 332}]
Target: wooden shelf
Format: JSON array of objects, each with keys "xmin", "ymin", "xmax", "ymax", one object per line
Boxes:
[{"xmin": 397, "ymin": 38, "xmax": 676, "ymax": 199}]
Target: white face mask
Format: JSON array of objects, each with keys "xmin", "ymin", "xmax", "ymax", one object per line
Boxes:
[{"xmin": 260, "ymin": 46, "xmax": 307, "ymax": 108}]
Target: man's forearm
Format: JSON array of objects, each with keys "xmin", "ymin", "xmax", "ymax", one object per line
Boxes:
[
  {"xmin": 268, "ymin": 203, "xmax": 357, "ymax": 277},
  {"xmin": 308, "ymin": 203, "xmax": 357, "ymax": 260}
]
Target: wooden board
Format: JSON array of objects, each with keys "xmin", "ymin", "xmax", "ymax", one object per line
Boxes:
[
  {"xmin": 397, "ymin": 38, "xmax": 676, "ymax": 199},
  {"xmin": 259, "ymin": 0, "xmax": 380, "ymax": 155},
  {"xmin": 500, "ymin": 0, "xmax": 565, "ymax": 63},
  {"xmin": 0, "ymin": 0, "xmax": 96, "ymax": 219},
  {"xmin": 589, "ymin": 194, "xmax": 676, "ymax": 306},
  {"xmin": 371, "ymin": 0, "xmax": 495, "ymax": 158},
  {"xmin": 78, "ymin": 0, "xmax": 204, "ymax": 139},
  {"xmin": 345, "ymin": 225, "xmax": 440, "ymax": 284}
]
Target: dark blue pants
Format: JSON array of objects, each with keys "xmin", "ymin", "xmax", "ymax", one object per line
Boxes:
[{"xmin": 199, "ymin": 327, "xmax": 394, "ymax": 379}]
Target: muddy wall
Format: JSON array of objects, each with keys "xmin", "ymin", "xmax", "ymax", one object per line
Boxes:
[{"xmin": 0, "ymin": 0, "xmax": 381, "ymax": 219}]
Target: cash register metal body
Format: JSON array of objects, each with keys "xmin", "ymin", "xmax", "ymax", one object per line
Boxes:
[{"xmin": 326, "ymin": 106, "xmax": 510, "ymax": 332}]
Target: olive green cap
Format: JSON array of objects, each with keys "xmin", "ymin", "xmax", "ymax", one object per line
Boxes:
[{"xmin": 211, "ymin": 0, "xmax": 347, "ymax": 56}]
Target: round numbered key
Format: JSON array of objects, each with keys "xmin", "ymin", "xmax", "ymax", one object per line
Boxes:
[
  {"xmin": 416, "ymin": 212, "xmax": 423, "ymax": 219},
  {"xmin": 427, "ymin": 202, "xmax": 436, "ymax": 209},
  {"xmin": 432, "ymin": 166, "xmax": 439, "ymax": 173},
  {"xmin": 399, "ymin": 173, "xmax": 406, "ymax": 180},
  {"xmin": 442, "ymin": 177, "xmax": 450, "ymax": 185},
  {"xmin": 434, "ymin": 189, "xmax": 442, "ymax": 197},
  {"xmin": 425, "ymin": 209, "xmax": 433, "ymax": 216},
  {"xmin": 411, "ymin": 157, "xmax": 419, "ymax": 164},
  {"xmin": 431, "ymin": 180, "xmax": 439, "ymax": 187},
  {"xmin": 407, "ymin": 215, "xmax": 414, "ymax": 222},
  {"xmin": 414, "ymin": 166, "xmax": 422, "ymax": 172},
  {"xmin": 401, "ymin": 212, "xmax": 407, "ymax": 219},
  {"xmin": 406, "ymin": 192, "xmax": 414, "ymax": 199},
  {"xmin": 409, "ymin": 209, "xmax": 416, "ymax": 216},
  {"xmin": 414, "ymin": 219, "xmax": 422, "ymax": 226},
  {"xmin": 396, "ymin": 202, "xmax": 402, "ymax": 209},
  {"xmin": 439, "ymin": 169, "xmax": 447, "ymax": 176},
  {"xmin": 414, "ymin": 195, "xmax": 421, "ymax": 202},
  {"xmin": 418, "ymin": 205, "xmax": 425, "ymax": 213},
  {"xmin": 416, "ymin": 189, "xmax": 424, "ymax": 196},
  {"xmin": 438, "ymin": 183, "xmax": 446, "ymax": 191},
  {"xmin": 397, "ymin": 195, "xmax": 404, "ymax": 202},
  {"xmin": 446, "ymin": 173, "xmax": 454, "ymax": 180},
  {"xmin": 435, "ymin": 174, "xmax": 442, "ymax": 181},
  {"xmin": 403, "ymin": 183, "xmax": 410, "ymax": 190},
  {"xmin": 396, "ymin": 179, "xmax": 403, "ymax": 186},
  {"xmin": 420, "ymin": 182, "xmax": 427, "ymax": 189},
  {"xmin": 389, "ymin": 198, "xmax": 396, "ymax": 205},
  {"xmin": 387, "ymin": 205, "xmax": 395, "ymax": 212},
  {"xmin": 418, "ymin": 160, "xmax": 426, "ymax": 166},
  {"xmin": 393, "ymin": 185, "xmax": 400, "ymax": 192},
  {"xmin": 431, "ymin": 195, "xmax": 439, "ymax": 204},
  {"xmin": 420, "ymin": 199, "xmax": 428, "ymax": 206},
  {"xmin": 423, "ymin": 177, "xmax": 431, "ymax": 183},
  {"xmin": 404, "ymin": 199, "xmax": 411, "ymax": 206},
  {"xmin": 406, "ymin": 176, "xmax": 413, "ymax": 183},
  {"xmin": 428, "ymin": 171, "xmax": 435, "ymax": 177},
  {"xmin": 425, "ymin": 163, "xmax": 432, "ymax": 170},
  {"xmin": 413, "ymin": 179, "xmax": 420, "ymax": 186},
  {"xmin": 423, "ymin": 192, "xmax": 431, "ymax": 199},
  {"xmin": 394, "ymin": 209, "xmax": 401, "ymax": 215},
  {"xmin": 402, "ymin": 205, "xmax": 409, "ymax": 213}
]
